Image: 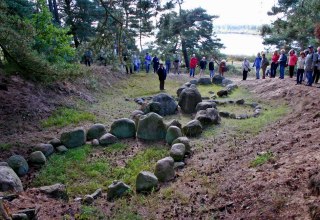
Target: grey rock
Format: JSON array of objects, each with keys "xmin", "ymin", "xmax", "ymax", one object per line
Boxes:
[
  {"xmin": 190, "ymin": 84, "xmax": 197, "ymax": 89},
  {"xmin": 196, "ymin": 101, "xmax": 217, "ymax": 112},
  {"xmin": 222, "ymin": 78, "xmax": 233, "ymax": 86},
  {"xmin": 195, "ymin": 108, "xmax": 221, "ymax": 126},
  {"xmin": 137, "ymin": 113, "xmax": 167, "ymax": 141},
  {"xmin": 212, "ymin": 75, "xmax": 225, "ymax": 85},
  {"xmin": 226, "ymin": 83, "xmax": 238, "ymax": 91},
  {"xmin": 166, "ymin": 119, "xmax": 182, "ymax": 129},
  {"xmin": 134, "ymin": 98, "xmax": 145, "ymax": 105},
  {"xmin": 217, "ymin": 90, "xmax": 229, "ymax": 97},
  {"xmin": 83, "ymin": 195, "xmax": 94, "ymax": 205},
  {"xmin": 255, "ymin": 105, "xmax": 262, "ymax": 110},
  {"xmin": 0, "ymin": 166, "xmax": 23, "ymax": 192},
  {"xmin": 110, "ymin": 118, "xmax": 136, "ymax": 139},
  {"xmin": 61, "ymin": 127, "xmax": 86, "ymax": 148},
  {"xmin": 172, "ymin": 137, "xmax": 191, "ymax": 153},
  {"xmin": 197, "ymin": 77, "xmax": 212, "ymax": 85},
  {"xmin": 170, "ymin": 143, "xmax": 186, "ymax": 162},
  {"xmin": 237, "ymin": 114, "xmax": 248, "ymax": 119},
  {"xmin": 107, "ymin": 181, "xmax": 131, "ymax": 201},
  {"xmin": 208, "ymin": 91, "xmax": 215, "ymax": 94},
  {"xmin": 178, "ymin": 87, "xmax": 202, "ymax": 114},
  {"xmin": 34, "ymin": 143, "xmax": 54, "ymax": 157},
  {"xmin": 0, "ymin": 162, "xmax": 8, "ymax": 167},
  {"xmin": 99, "ymin": 133, "xmax": 118, "ymax": 146},
  {"xmin": 236, "ymin": 99, "xmax": 245, "ymax": 105},
  {"xmin": 15, "ymin": 209, "xmax": 36, "ymax": 220},
  {"xmin": 249, "ymin": 102, "xmax": 259, "ymax": 108},
  {"xmin": 154, "ymin": 157, "xmax": 175, "ymax": 182},
  {"xmin": 12, "ymin": 213, "xmax": 28, "ymax": 220},
  {"xmin": 86, "ymin": 124, "xmax": 107, "ymax": 141},
  {"xmin": 184, "ymin": 82, "xmax": 191, "ymax": 87},
  {"xmin": 174, "ymin": 162, "xmax": 185, "ymax": 169},
  {"xmin": 7, "ymin": 155, "xmax": 29, "ymax": 177},
  {"xmin": 165, "ymin": 126, "xmax": 182, "ymax": 145},
  {"xmin": 190, "ymin": 79, "xmax": 198, "ymax": 85},
  {"xmin": 182, "ymin": 120, "xmax": 203, "ymax": 137},
  {"xmin": 91, "ymin": 139, "xmax": 99, "ymax": 146},
  {"xmin": 143, "ymin": 102, "xmax": 162, "ymax": 115},
  {"xmin": 29, "ymin": 151, "xmax": 46, "ymax": 165},
  {"xmin": 202, "ymin": 96, "xmax": 210, "ymax": 100},
  {"xmin": 229, "ymin": 113, "xmax": 236, "ymax": 119},
  {"xmin": 56, "ymin": 145, "xmax": 68, "ymax": 153},
  {"xmin": 130, "ymin": 110, "xmax": 144, "ymax": 126},
  {"xmin": 136, "ymin": 171, "xmax": 158, "ymax": 193},
  {"xmin": 177, "ymin": 86, "xmax": 187, "ymax": 97},
  {"xmin": 152, "ymin": 93, "xmax": 178, "ymax": 116},
  {"xmin": 39, "ymin": 183, "xmax": 68, "ymax": 200},
  {"xmin": 219, "ymin": 111, "xmax": 230, "ymax": 118},
  {"xmin": 48, "ymin": 138, "xmax": 61, "ymax": 148},
  {"xmin": 90, "ymin": 188, "xmax": 102, "ymax": 199},
  {"xmin": 228, "ymin": 100, "xmax": 234, "ymax": 104}
]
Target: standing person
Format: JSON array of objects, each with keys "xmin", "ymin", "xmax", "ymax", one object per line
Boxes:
[
  {"xmin": 252, "ymin": 52, "xmax": 262, "ymax": 79},
  {"xmin": 165, "ymin": 56, "xmax": 171, "ymax": 74},
  {"xmin": 199, "ymin": 57, "xmax": 207, "ymax": 77},
  {"xmin": 152, "ymin": 55, "xmax": 159, "ymax": 73},
  {"xmin": 157, "ymin": 63, "xmax": 167, "ymax": 90},
  {"xmin": 84, "ymin": 49, "xmax": 92, "ymax": 66},
  {"xmin": 261, "ymin": 53, "xmax": 269, "ymax": 79},
  {"xmin": 288, "ymin": 49, "xmax": 298, "ymax": 78},
  {"xmin": 173, "ymin": 53, "xmax": 180, "ymax": 74},
  {"xmin": 209, "ymin": 58, "xmax": 215, "ymax": 78},
  {"xmin": 296, "ymin": 51, "xmax": 305, "ymax": 84},
  {"xmin": 305, "ymin": 45, "xmax": 315, "ymax": 86},
  {"xmin": 270, "ymin": 50, "xmax": 280, "ymax": 78},
  {"xmin": 189, "ymin": 54, "xmax": 198, "ymax": 78},
  {"xmin": 313, "ymin": 46, "xmax": 320, "ymax": 83},
  {"xmin": 278, "ymin": 49, "xmax": 288, "ymax": 79},
  {"xmin": 242, "ymin": 58, "xmax": 250, "ymax": 80},
  {"xmin": 219, "ymin": 60, "xmax": 227, "ymax": 76},
  {"xmin": 145, "ymin": 53, "xmax": 152, "ymax": 73},
  {"xmin": 137, "ymin": 56, "xmax": 141, "ymax": 72}
]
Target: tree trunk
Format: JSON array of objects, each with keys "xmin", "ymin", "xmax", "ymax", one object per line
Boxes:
[
  {"xmin": 181, "ymin": 38, "xmax": 189, "ymax": 69},
  {"xmin": 48, "ymin": 0, "xmax": 54, "ymax": 14},
  {"xmin": 52, "ymin": 0, "xmax": 60, "ymax": 25}
]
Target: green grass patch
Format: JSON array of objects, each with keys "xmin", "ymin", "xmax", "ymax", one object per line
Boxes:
[
  {"xmin": 74, "ymin": 205, "xmax": 106, "ymax": 220},
  {"xmin": 218, "ymin": 104, "xmax": 254, "ymax": 115},
  {"xmin": 104, "ymin": 142, "xmax": 128, "ymax": 152},
  {"xmin": 250, "ymin": 151, "xmax": 274, "ymax": 167},
  {"xmin": 0, "ymin": 143, "xmax": 12, "ymax": 152},
  {"xmin": 41, "ymin": 108, "xmax": 96, "ymax": 128}
]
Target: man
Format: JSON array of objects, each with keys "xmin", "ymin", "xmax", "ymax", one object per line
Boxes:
[
  {"xmin": 173, "ymin": 53, "xmax": 180, "ymax": 74},
  {"xmin": 305, "ymin": 45, "xmax": 314, "ymax": 86},
  {"xmin": 145, "ymin": 53, "xmax": 152, "ymax": 73},
  {"xmin": 84, "ymin": 49, "xmax": 92, "ymax": 66},
  {"xmin": 252, "ymin": 52, "xmax": 262, "ymax": 79},
  {"xmin": 152, "ymin": 55, "xmax": 159, "ymax": 73},
  {"xmin": 165, "ymin": 56, "xmax": 171, "ymax": 74},
  {"xmin": 189, "ymin": 54, "xmax": 198, "ymax": 77},
  {"xmin": 313, "ymin": 46, "xmax": 320, "ymax": 83},
  {"xmin": 199, "ymin": 57, "xmax": 207, "ymax": 77},
  {"xmin": 157, "ymin": 63, "xmax": 167, "ymax": 90},
  {"xmin": 278, "ymin": 49, "xmax": 287, "ymax": 79}
]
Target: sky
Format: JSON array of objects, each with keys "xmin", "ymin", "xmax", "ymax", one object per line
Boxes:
[{"xmin": 182, "ymin": 0, "xmax": 276, "ymax": 25}]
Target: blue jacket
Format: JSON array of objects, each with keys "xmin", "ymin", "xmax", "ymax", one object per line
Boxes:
[
  {"xmin": 253, "ymin": 56, "xmax": 262, "ymax": 68},
  {"xmin": 278, "ymin": 54, "xmax": 287, "ymax": 66}
]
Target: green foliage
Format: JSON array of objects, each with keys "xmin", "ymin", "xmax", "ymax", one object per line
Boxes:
[
  {"xmin": 0, "ymin": 143, "xmax": 12, "ymax": 152},
  {"xmin": 250, "ymin": 151, "xmax": 274, "ymax": 167},
  {"xmin": 41, "ymin": 108, "xmax": 96, "ymax": 128},
  {"xmin": 76, "ymin": 206, "xmax": 105, "ymax": 220}
]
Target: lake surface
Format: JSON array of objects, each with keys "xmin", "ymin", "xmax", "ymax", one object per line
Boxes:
[{"xmin": 217, "ymin": 33, "xmax": 269, "ymax": 56}]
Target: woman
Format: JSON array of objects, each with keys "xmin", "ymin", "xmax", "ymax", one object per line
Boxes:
[
  {"xmin": 219, "ymin": 60, "xmax": 226, "ymax": 76},
  {"xmin": 261, "ymin": 53, "xmax": 269, "ymax": 79},
  {"xmin": 278, "ymin": 49, "xmax": 287, "ymax": 79},
  {"xmin": 296, "ymin": 51, "xmax": 305, "ymax": 84},
  {"xmin": 209, "ymin": 58, "xmax": 215, "ymax": 78},
  {"xmin": 242, "ymin": 58, "xmax": 250, "ymax": 80},
  {"xmin": 199, "ymin": 57, "xmax": 207, "ymax": 77},
  {"xmin": 252, "ymin": 53, "xmax": 262, "ymax": 79},
  {"xmin": 288, "ymin": 49, "xmax": 298, "ymax": 78},
  {"xmin": 270, "ymin": 50, "xmax": 280, "ymax": 78}
]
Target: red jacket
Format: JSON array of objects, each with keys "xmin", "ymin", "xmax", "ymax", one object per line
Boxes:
[
  {"xmin": 272, "ymin": 54, "xmax": 280, "ymax": 63},
  {"xmin": 288, "ymin": 54, "xmax": 298, "ymax": 66},
  {"xmin": 190, "ymin": 57, "xmax": 198, "ymax": 68}
]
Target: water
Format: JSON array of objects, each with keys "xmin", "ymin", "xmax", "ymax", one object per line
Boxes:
[{"xmin": 217, "ymin": 33, "xmax": 270, "ymax": 56}]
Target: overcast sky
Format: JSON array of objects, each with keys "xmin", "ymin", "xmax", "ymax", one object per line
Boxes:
[{"xmin": 182, "ymin": 0, "xmax": 276, "ymax": 25}]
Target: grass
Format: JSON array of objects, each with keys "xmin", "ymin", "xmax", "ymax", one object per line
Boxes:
[
  {"xmin": 250, "ymin": 151, "xmax": 274, "ymax": 167},
  {"xmin": 41, "ymin": 107, "xmax": 96, "ymax": 128},
  {"xmin": 74, "ymin": 205, "xmax": 106, "ymax": 220},
  {"xmin": 0, "ymin": 143, "xmax": 11, "ymax": 152}
]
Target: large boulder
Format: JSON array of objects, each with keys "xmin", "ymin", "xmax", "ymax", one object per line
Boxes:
[
  {"xmin": 137, "ymin": 113, "xmax": 167, "ymax": 141},
  {"xmin": 154, "ymin": 157, "xmax": 175, "ymax": 182},
  {"xmin": 7, "ymin": 155, "xmax": 29, "ymax": 177},
  {"xmin": 86, "ymin": 124, "xmax": 107, "ymax": 141},
  {"xmin": 182, "ymin": 120, "xmax": 203, "ymax": 137},
  {"xmin": 195, "ymin": 108, "xmax": 221, "ymax": 126},
  {"xmin": 29, "ymin": 151, "xmax": 46, "ymax": 165},
  {"xmin": 170, "ymin": 143, "xmax": 186, "ymax": 162},
  {"xmin": 195, "ymin": 101, "xmax": 217, "ymax": 112},
  {"xmin": 60, "ymin": 127, "xmax": 86, "ymax": 148},
  {"xmin": 107, "ymin": 181, "xmax": 131, "ymax": 201},
  {"xmin": 152, "ymin": 93, "xmax": 178, "ymax": 116},
  {"xmin": 0, "ymin": 166, "xmax": 23, "ymax": 192},
  {"xmin": 172, "ymin": 137, "xmax": 191, "ymax": 153},
  {"xmin": 39, "ymin": 183, "xmax": 68, "ymax": 200},
  {"xmin": 212, "ymin": 75, "xmax": 225, "ymax": 85},
  {"xmin": 198, "ymin": 77, "xmax": 212, "ymax": 85},
  {"xmin": 110, "ymin": 118, "xmax": 136, "ymax": 139},
  {"xmin": 222, "ymin": 78, "xmax": 233, "ymax": 86},
  {"xmin": 165, "ymin": 119, "xmax": 182, "ymax": 129},
  {"xmin": 217, "ymin": 90, "xmax": 229, "ymax": 97},
  {"xmin": 165, "ymin": 126, "xmax": 182, "ymax": 145},
  {"xmin": 34, "ymin": 143, "xmax": 54, "ymax": 157},
  {"xmin": 177, "ymin": 86, "xmax": 186, "ymax": 97},
  {"xmin": 178, "ymin": 87, "xmax": 202, "ymax": 114},
  {"xmin": 143, "ymin": 102, "xmax": 161, "ymax": 115},
  {"xmin": 136, "ymin": 171, "xmax": 158, "ymax": 193},
  {"xmin": 99, "ymin": 133, "xmax": 118, "ymax": 146}
]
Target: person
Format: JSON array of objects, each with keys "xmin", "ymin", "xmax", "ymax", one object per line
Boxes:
[
  {"xmin": 136, "ymin": 55, "xmax": 141, "ymax": 72},
  {"xmin": 165, "ymin": 56, "xmax": 171, "ymax": 74},
  {"xmin": 242, "ymin": 58, "xmax": 250, "ymax": 80},
  {"xmin": 270, "ymin": 50, "xmax": 280, "ymax": 78},
  {"xmin": 84, "ymin": 49, "xmax": 92, "ymax": 66},
  {"xmin": 123, "ymin": 54, "xmax": 132, "ymax": 74},
  {"xmin": 296, "ymin": 51, "xmax": 305, "ymax": 84},
  {"xmin": 261, "ymin": 53, "xmax": 269, "ymax": 79},
  {"xmin": 157, "ymin": 63, "xmax": 167, "ymax": 90},
  {"xmin": 209, "ymin": 58, "xmax": 215, "ymax": 78},
  {"xmin": 252, "ymin": 52, "xmax": 262, "ymax": 79},
  {"xmin": 199, "ymin": 57, "xmax": 207, "ymax": 77},
  {"xmin": 278, "ymin": 49, "xmax": 287, "ymax": 79},
  {"xmin": 145, "ymin": 53, "xmax": 152, "ymax": 73},
  {"xmin": 152, "ymin": 55, "xmax": 159, "ymax": 73},
  {"xmin": 313, "ymin": 46, "xmax": 320, "ymax": 83},
  {"xmin": 288, "ymin": 49, "xmax": 298, "ymax": 78},
  {"xmin": 305, "ymin": 45, "xmax": 315, "ymax": 86},
  {"xmin": 173, "ymin": 53, "xmax": 180, "ymax": 74},
  {"xmin": 133, "ymin": 54, "xmax": 138, "ymax": 72},
  {"xmin": 189, "ymin": 54, "xmax": 198, "ymax": 77},
  {"xmin": 219, "ymin": 60, "xmax": 227, "ymax": 76}
]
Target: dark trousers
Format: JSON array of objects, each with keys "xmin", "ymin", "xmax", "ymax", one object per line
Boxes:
[
  {"xmin": 296, "ymin": 69, "xmax": 304, "ymax": 84},
  {"xmin": 85, "ymin": 58, "xmax": 91, "ymax": 66},
  {"xmin": 289, "ymin": 65, "xmax": 295, "ymax": 78},
  {"xmin": 166, "ymin": 64, "xmax": 171, "ymax": 74},
  {"xmin": 154, "ymin": 65, "xmax": 159, "ymax": 73},
  {"xmin": 313, "ymin": 66, "xmax": 320, "ymax": 83},
  {"xmin": 160, "ymin": 80, "xmax": 165, "ymax": 90},
  {"xmin": 270, "ymin": 62, "xmax": 278, "ymax": 78},
  {"xmin": 243, "ymin": 70, "xmax": 248, "ymax": 80}
]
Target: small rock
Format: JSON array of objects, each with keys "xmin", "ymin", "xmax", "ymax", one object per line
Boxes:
[
  {"xmin": 182, "ymin": 120, "xmax": 203, "ymax": 137},
  {"xmin": 34, "ymin": 143, "xmax": 54, "ymax": 157},
  {"xmin": 12, "ymin": 213, "xmax": 28, "ymax": 220},
  {"xmin": 74, "ymin": 197, "xmax": 82, "ymax": 202},
  {"xmin": 107, "ymin": 181, "xmax": 131, "ymax": 201},
  {"xmin": 60, "ymin": 127, "xmax": 86, "ymax": 148},
  {"xmin": 110, "ymin": 118, "xmax": 136, "ymax": 139},
  {"xmin": 184, "ymin": 82, "xmax": 191, "ymax": 87},
  {"xmin": 48, "ymin": 138, "xmax": 61, "ymax": 148},
  {"xmin": 7, "ymin": 155, "xmax": 29, "ymax": 177},
  {"xmin": 236, "ymin": 99, "xmax": 245, "ymax": 105},
  {"xmin": 208, "ymin": 91, "xmax": 215, "ymax": 94},
  {"xmin": 190, "ymin": 79, "xmax": 198, "ymax": 85},
  {"xmin": 309, "ymin": 173, "xmax": 320, "ymax": 195},
  {"xmin": 197, "ymin": 77, "xmax": 212, "ymax": 85},
  {"xmin": 166, "ymin": 126, "xmax": 182, "ymax": 145},
  {"xmin": 217, "ymin": 90, "xmax": 228, "ymax": 97},
  {"xmin": 0, "ymin": 162, "xmax": 8, "ymax": 167},
  {"xmin": 222, "ymin": 78, "xmax": 233, "ymax": 86},
  {"xmin": 136, "ymin": 171, "xmax": 158, "ymax": 193},
  {"xmin": 90, "ymin": 188, "xmax": 102, "ymax": 199},
  {"xmin": 170, "ymin": 143, "xmax": 186, "ymax": 162},
  {"xmin": 219, "ymin": 111, "xmax": 230, "ymax": 118},
  {"xmin": 83, "ymin": 195, "xmax": 94, "ymax": 205},
  {"xmin": 154, "ymin": 157, "xmax": 175, "ymax": 182},
  {"xmin": 56, "ymin": 145, "xmax": 68, "ymax": 153},
  {"xmin": 91, "ymin": 139, "xmax": 99, "ymax": 146},
  {"xmin": 212, "ymin": 75, "xmax": 225, "ymax": 85},
  {"xmin": 237, "ymin": 114, "xmax": 248, "ymax": 119},
  {"xmin": 226, "ymin": 83, "xmax": 238, "ymax": 91},
  {"xmin": 39, "ymin": 183, "xmax": 68, "ymax": 200},
  {"xmin": 174, "ymin": 162, "xmax": 185, "ymax": 169},
  {"xmin": 229, "ymin": 113, "xmax": 236, "ymax": 119},
  {"xmin": 196, "ymin": 101, "xmax": 217, "ymax": 112},
  {"xmin": 195, "ymin": 108, "xmax": 221, "ymax": 126},
  {"xmin": 0, "ymin": 166, "xmax": 23, "ymax": 192},
  {"xmin": 86, "ymin": 124, "xmax": 107, "ymax": 141},
  {"xmin": 166, "ymin": 119, "xmax": 182, "ymax": 129},
  {"xmin": 29, "ymin": 151, "xmax": 46, "ymax": 165},
  {"xmin": 172, "ymin": 137, "xmax": 191, "ymax": 153},
  {"xmin": 99, "ymin": 133, "xmax": 118, "ymax": 146}
]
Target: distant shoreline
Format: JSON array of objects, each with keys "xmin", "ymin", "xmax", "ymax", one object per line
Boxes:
[{"xmin": 215, "ymin": 31, "xmax": 260, "ymax": 36}]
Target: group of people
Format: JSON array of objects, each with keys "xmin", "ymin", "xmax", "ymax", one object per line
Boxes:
[
  {"xmin": 242, "ymin": 45, "xmax": 320, "ymax": 87},
  {"xmin": 189, "ymin": 54, "xmax": 227, "ymax": 78}
]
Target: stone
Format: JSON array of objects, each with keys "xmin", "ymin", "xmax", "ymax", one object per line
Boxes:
[
  {"xmin": 250, "ymin": 103, "xmax": 259, "ymax": 108},
  {"xmin": 56, "ymin": 145, "xmax": 68, "ymax": 153},
  {"xmin": 0, "ymin": 162, "xmax": 8, "ymax": 167},
  {"xmin": 237, "ymin": 114, "xmax": 248, "ymax": 119},
  {"xmin": 99, "ymin": 133, "xmax": 118, "ymax": 146},
  {"xmin": 134, "ymin": 98, "xmax": 145, "ymax": 105},
  {"xmin": 152, "ymin": 93, "xmax": 178, "ymax": 116},
  {"xmin": 154, "ymin": 157, "xmax": 175, "ymax": 182},
  {"xmin": 0, "ymin": 166, "xmax": 23, "ymax": 192},
  {"xmin": 110, "ymin": 118, "xmax": 136, "ymax": 139},
  {"xmin": 172, "ymin": 137, "xmax": 191, "ymax": 153},
  {"xmin": 34, "ymin": 143, "xmax": 54, "ymax": 157},
  {"xmin": 182, "ymin": 120, "xmax": 203, "ymax": 137},
  {"xmin": 136, "ymin": 171, "xmax": 158, "ymax": 193},
  {"xmin": 202, "ymin": 96, "xmax": 210, "ymax": 100},
  {"xmin": 15, "ymin": 209, "xmax": 36, "ymax": 219},
  {"xmin": 7, "ymin": 155, "xmax": 29, "ymax": 177},
  {"xmin": 217, "ymin": 90, "xmax": 229, "ymax": 97},
  {"xmin": 190, "ymin": 79, "xmax": 198, "ymax": 85},
  {"xmin": 91, "ymin": 139, "xmax": 99, "ymax": 146},
  {"xmin": 177, "ymin": 86, "xmax": 187, "ymax": 97},
  {"xmin": 12, "ymin": 213, "xmax": 28, "ymax": 220},
  {"xmin": 219, "ymin": 111, "xmax": 230, "ymax": 118},
  {"xmin": 170, "ymin": 143, "xmax": 186, "ymax": 162},
  {"xmin": 83, "ymin": 195, "xmax": 94, "ymax": 205},
  {"xmin": 90, "ymin": 188, "xmax": 102, "ymax": 199},
  {"xmin": 226, "ymin": 84, "xmax": 238, "ymax": 91},
  {"xmin": 143, "ymin": 102, "xmax": 162, "ymax": 115},
  {"xmin": 208, "ymin": 91, "xmax": 215, "ymax": 94},
  {"xmin": 212, "ymin": 75, "xmax": 225, "ymax": 85},
  {"xmin": 195, "ymin": 108, "xmax": 221, "ymax": 126},
  {"xmin": 197, "ymin": 77, "xmax": 212, "ymax": 85},
  {"xmin": 196, "ymin": 101, "xmax": 217, "ymax": 112},
  {"xmin": 174, "ymin": 162, "xmax": 185, "ymax": 169},
  {"xmin": 107, "ymin": 181, "xmax": 131, "ymax": 201},
  {"xmin": 130, "ymin": 110, "xmax": 144, "ymax": 126},
  {"xmin": 29, "ymin": 151, "xmax": 46, "ymax": 165},
  {"xmin": 184, "ymin": 82, "xmax": 191, "ymax": 87},
  {"xmin": 222, "ymin": 78, "xmax": 233, "ymax": 86},
  {"xmin": 39, "ymin": 183, "xmax": 68, "ymax": 200},
  {"xmin": 166, "ymin": 119, "xmax": 182, "ymax": 129},
  {"xmin": 236, "ymin": 99, "xmax": 245, "ymax": 105},
  {"xmin": 229, "ymin": 113, "xmax": 236, "ymax": 119},
  {"xmin": 137, "ymin": 113, "xmax": 167, "ymax": 141},
  {"xmin": 60, "ymin": 127, "xmax": 86, "ymax": 148},
  {"xmin": 190, "ymin": 84, "xmax": 197, "ymax": 89},
  {"xmin": 178, "ymin": 87, "xmax": 202, "ymax": 114},
  {"xmin": 309, "ymin": 173, "xmax": 320, "ymax": 196},
  {"xmin": 86, "ymin": 124, "xmax": 107, "ymax": 141},
  {"xmin": 48, "ymin": 138, "xmax": 61, "ymax": 148},
  {"xmin": 165, "ymin": 126, "xmax": 182, "ymax": 145}
]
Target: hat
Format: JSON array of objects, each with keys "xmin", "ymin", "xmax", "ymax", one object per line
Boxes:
[{"xmin": 308, "ymin": 45, "xmax": 313, "ymax": 48}]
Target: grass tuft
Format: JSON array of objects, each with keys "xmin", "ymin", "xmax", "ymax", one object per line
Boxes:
[
  {"xmin": 0, "ymin": 143, "xmax": 12, "ymax": 152},
  {"xmin": 250, "ymin": 151, "xmax": 274, "ymax": 167}
]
